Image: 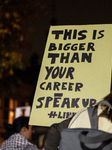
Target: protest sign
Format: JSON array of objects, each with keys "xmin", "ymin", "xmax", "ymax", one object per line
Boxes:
[
  {"xmin": 29, "ymin": 24, "xmax": 112, "ymax": 126},
  {"xmin": 15, "ymin": 106, "xmax": 31, "ymax": 118}
]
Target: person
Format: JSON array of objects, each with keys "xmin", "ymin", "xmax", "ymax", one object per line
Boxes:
[
  {"xmin": 0, "ymin": 116, "xmax": 38, "ymax": 150},
  {"xmin": 44, "ymin": 92, "xmax": 112, "ymax": 150},
  {"xmin": 68, "ymin": 91, "xmax": 112, "ymax": 133}
]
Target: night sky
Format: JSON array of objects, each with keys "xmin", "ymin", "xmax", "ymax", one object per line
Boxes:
[{"xmin": 25, "ymin": 0, "xmax": 112, "ymax": 64}]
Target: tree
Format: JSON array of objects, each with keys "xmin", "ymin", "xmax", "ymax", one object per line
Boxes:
[
  {"xmin": 0, "ymin": 0, "xmax": 48, "ymax": 78},
  {"xmin": 0, "ymin": 0, "xmax": 48, "ymax": 95}
]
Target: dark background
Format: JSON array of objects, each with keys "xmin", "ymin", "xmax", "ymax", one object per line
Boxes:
[{"xmin": 25, "ymin": 0, "xmax": 112, "ymax": 63}]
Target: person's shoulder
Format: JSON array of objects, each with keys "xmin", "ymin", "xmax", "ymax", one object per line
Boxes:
[
  {"xmin": 26, "ymin": 141, "xmax": 39, "ymax": 150},
  {"xmin": 25, "ymin": 144, "xmax": 39, "ymax": 150},
  {"xmin": 68, "ymin": 107, "xmax": 88, "ymax": 128}
]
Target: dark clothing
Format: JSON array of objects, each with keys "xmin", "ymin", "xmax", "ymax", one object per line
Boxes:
[{"xmin": 44, "ymin": 118, "xmax": 71, "ymax": 150}]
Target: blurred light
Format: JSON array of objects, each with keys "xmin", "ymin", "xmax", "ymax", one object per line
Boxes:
[
  {"xmin": 8, "ymin": 111, "xmax": 14, "ymax": 124},
  {"xmin": 9, "ymin": 99, "xmax": 13, "ymax": 109}
]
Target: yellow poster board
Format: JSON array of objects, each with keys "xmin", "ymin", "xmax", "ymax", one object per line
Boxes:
[{"xmin": 29, "ymin": 24, "xmax": 112, "ymax": 126}]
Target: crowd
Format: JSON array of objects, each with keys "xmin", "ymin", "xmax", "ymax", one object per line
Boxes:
[{"xmin": 1, "ymin": 91, "xmax": 112, "ymax": 150}]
